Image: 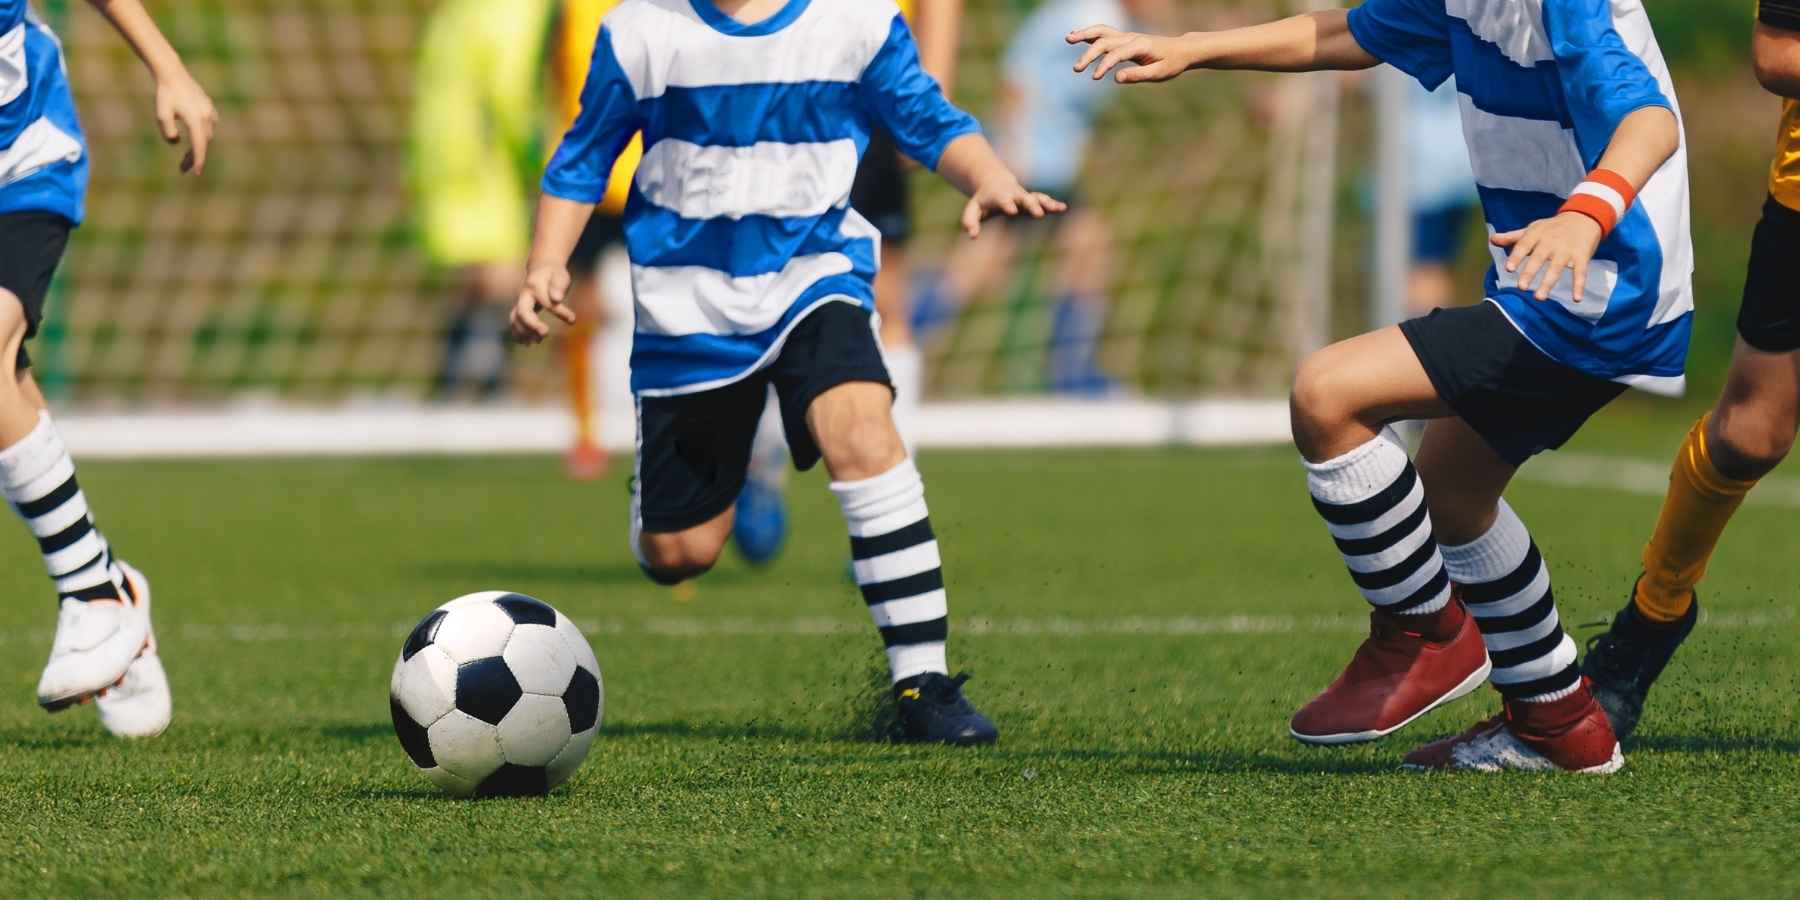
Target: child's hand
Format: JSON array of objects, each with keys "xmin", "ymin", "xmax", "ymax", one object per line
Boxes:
[
  {"xmin": 1491, "ymin": 212, "xmax": 1605, "ymax": 302},
  {"xmin": 510, "ymin": 263, "xmax": 576, "ymax": 345},
  {"xmin": 154, "ymin": 69, "xmax": 217, "ymax": 175},
  {"xmin": 960, "ymin": 176, "xmax": 1066, "ymax": 238},
  {"xmin": 1068, "ymin": 25, "xmax": 1195, "ymax": 83}
]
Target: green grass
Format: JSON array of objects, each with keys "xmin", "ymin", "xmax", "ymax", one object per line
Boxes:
[{"xmin": 2, "ymin": 410, "xmax": 1798, "ymax": 897}]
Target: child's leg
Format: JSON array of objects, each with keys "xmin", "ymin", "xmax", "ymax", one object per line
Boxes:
[
  {"xmin": 1286, "ymin": 326, "xmax": 1492, "ymax": 745},
  {"xmin": 629, "ymin": 381, "xmax": 765, "ymax": 585}
]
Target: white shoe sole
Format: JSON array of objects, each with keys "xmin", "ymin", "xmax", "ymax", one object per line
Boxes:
[
  {"xmin": 37, "ymin": 584, "xmax": 152, "ymax": 711},
  {"xmin": 1290, "ymin": 657, "xmax": 1493, "ymax": 746}
]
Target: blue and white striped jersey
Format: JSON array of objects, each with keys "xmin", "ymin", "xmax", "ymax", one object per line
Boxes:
[
  {"xmin": 543, "ymin": 0, "xmax": 979, "ymax": 395},
  {"xmin": 0, "ymin": 1, "xmax": 87, "ymax": 222},
  {"xmin": 1348, "ymin": 0, "xmax": 1692, "ymax": 394}
]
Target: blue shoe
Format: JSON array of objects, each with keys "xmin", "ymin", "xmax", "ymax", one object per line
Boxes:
[{"xmin": 733, "ymin": 479, "xmax": 788, "ymax": 566}]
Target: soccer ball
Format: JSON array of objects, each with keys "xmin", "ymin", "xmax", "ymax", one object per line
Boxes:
[{"xmin": 389, "ymin": 591, "xmax": 603, "ymax": 797}]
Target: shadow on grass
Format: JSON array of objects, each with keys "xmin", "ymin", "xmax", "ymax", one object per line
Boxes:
[{"xmin": 1631, "ymin": 733, "xmax": 1800, "ymax": 754}]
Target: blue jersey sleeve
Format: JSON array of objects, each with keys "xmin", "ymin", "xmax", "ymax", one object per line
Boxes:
[
  {"xmin": 1543, "ymin": 0, "xmax": 1672, "ymax": 165},
  {"xmin": 542, "ymin": 26, "xmax": 641, "ymax": 204},
  {"xmin": 1346, "ymin": 0, "xmax": 1454, "ymax": 90},
  {"xmin": 857, "ymin": 14, "xmax": 981, "ymax": 171}
]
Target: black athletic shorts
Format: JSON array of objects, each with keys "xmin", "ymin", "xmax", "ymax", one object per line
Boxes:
[
  {"xmin": 1738, "ymin": 194, "xmax": 1800, "ymax": 353},
  {"xmin": 0, "ymin": 211, "xmax": 74, "ymax": 370},
  {"xmin": 850, "ymin": 128, "xmax": 911, "ymax": 243},
  {"xmin": 1400, "ymin": 301, "xmax": 1627, "ymax": 467},
  {"xmin": 569, "ymin": 213, "xmax": 625, "ymax": 272},
  {"xmin": 633, "ymin": 301, "xmax": 892, "ymax": 532}
]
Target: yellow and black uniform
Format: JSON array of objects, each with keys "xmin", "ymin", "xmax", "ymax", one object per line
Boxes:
[
  {"xmin": 555, "ymin": 0, "xmax": 643, "ymax": 270},
  {"xmin": 850, "ymin": 0, "xmax": 922, "ymax": 243},
  {"xmin": 1741, "ymin": 0, "xmax": 1800, "ymax": 352}
]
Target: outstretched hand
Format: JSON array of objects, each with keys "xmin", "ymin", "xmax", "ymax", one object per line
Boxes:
[
  {"xmin": 960, "ymin": 176, "xmax": 1067, "ymax": 238},
  {"xmin": 1067, "ymin": 24, "xmax": 1195, "ymax": 83}
]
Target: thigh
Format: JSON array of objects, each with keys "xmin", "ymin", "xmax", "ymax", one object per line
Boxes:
[
  {"xmin": 0, "ymin": 212, "xmax": 75, "ymax": 369},
  {"xmin": 1737, "ymin": 195, "xmax": 1800, "ymax": 354},
  {"xmin": 768, "ymin": 301, "xmax": 893, "ymax": 471},
  {"xmin": 633, "ymin": 378, "xmax": 765, "ymax": 533}
]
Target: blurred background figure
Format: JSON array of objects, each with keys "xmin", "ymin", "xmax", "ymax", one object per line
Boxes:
[
  {"xmin": 1401, "ymin": 77, "xmax": 1479, "ymax": 316},
  {"xmin": 551, "ymin": 0, "xmax": 642, "ymax": 480},
  {"xmin": 408, "ymin": 0, "xmax": 555, "ymax": 400}
]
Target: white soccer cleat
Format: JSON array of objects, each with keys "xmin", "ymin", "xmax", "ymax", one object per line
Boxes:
[
  {"xmin": 35, "ymin": 568, "xmax": 150, "ymax": 712},
  {"xmin": 95, "ymin": 563, "xmax": 171, "ymax": 738}
]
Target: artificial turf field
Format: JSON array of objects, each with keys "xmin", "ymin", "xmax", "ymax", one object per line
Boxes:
[{"xmin": 1, "ymin": 412, "xmax": 1798, "ymax": 897}]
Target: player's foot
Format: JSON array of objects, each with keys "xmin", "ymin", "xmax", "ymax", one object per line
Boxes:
[
  {"xmin": 1580, "ymin": 579, "xmax": 1697, "ymax": 742},
  {"xmin": 35, "ymin": 570, "xmax": 150, "ymax": 712},
  {"xmin": 732, "ymin": 478, "xmax": 787, "ymax": 565},
  {"xmin": 565, "ymin": 440, "xmax": 609, "ymax": 481},
  {"xmin": 1289, "ymin": 600, "xmax": 1490, "ymax": 745},
  {"xmin": 1401, "ymin": 679, "xmax": 1624, "ymax": 773},
  {"xmin": 94, "ymin": 563, "xmax": 171, "ymax": 738},
  {"xmin": 896, "ymin": 672, "xmax": 998, "ymax": 746}
]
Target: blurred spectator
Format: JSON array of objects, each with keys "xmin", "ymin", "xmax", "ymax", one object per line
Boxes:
[
  {"xmin": 408, "ymin": 0, "xmax": 557, "ymax": 398},
  {"xmin": 1402, "ymin": 78, "xmax": 1480, "ymax": 314}
]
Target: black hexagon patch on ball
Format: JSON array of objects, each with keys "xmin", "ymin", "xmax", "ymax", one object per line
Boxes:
[
  {"xmin": 455, "ymin": 656, "xmax": 523, "ymax": 725},
  {"xmin": 389, "ymin": 697, "xmax": 434, "ymax": 768},
  {"xmin": 564, "ymin": 666, "xmax": 600, "ymax": 733},
  {"xmin": 493, "ymin": 593, "xmax": 556, "ymax": 627},
  {"xmin": 401, "ymin": 609, "xmax": 447, "ymax": 661}
]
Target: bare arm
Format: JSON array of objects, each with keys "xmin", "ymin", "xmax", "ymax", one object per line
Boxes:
[
  {"xmin": 1754, "ymin": 21, "xmax": 1800, "ymax": 98},
  {"xmin": 912, "ymin": 0, "xmax": 963, "ymax": 94},
  {"xmin": 510, "ymin": 195, "xmax": 595, "ymax": 343},
  {"xmin": 86, "ymin": 0, "xmax": 216, "ymax": 174},
  {"xmin": 1496, "ymin": 105, "xmax": 1680, "ymax": 301},
  {"xmin": 1068, "ymin": 10, "xmax": 1378, "ymax": 84},
  {"xmin": 933, "ymin": 133, "xmax": 1066, "ymax": 238}
]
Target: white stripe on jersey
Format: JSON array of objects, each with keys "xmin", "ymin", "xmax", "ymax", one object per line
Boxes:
[
  {"xmin": 0, "ymin": 23, "xmax": 26, "ymax": 107},
  {"xmin": 605, "ymin": 0, "xmax": 894, "ymax": 100},
  {"xmin": 631, "ymin": 251, "xmax": 856, "ymax": 337},
  {"xmin": 1457, "ymin": 96, "xmax": 1588, "ymax": 198},
  {"xmin": 636, "ymin": 138, "xmax": 859, "ymax": 222},
  {"xmin": 1444, "ymin": 0, "xmax": 1552, "ymax": 67}
]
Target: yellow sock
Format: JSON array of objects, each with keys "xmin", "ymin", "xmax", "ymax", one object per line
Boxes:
[
  {"xmin": 1636, "ymin": 414, "xmax": 1759, "ymax": 622},
  {"xmin": 563, "ymin": 321, "xmax": 596, "ymax": 447}
]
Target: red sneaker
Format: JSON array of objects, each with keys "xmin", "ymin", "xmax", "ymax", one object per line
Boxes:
[
  {"xmin": 1401, "ymin": 679, "xmax": 1624, "ymax": 773},
  {"xmin": 1290, "ymin": 600, "xmax": 1491, "ymax": 745}
]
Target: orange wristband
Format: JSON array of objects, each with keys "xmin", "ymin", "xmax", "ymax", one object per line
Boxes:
[{"xmin": 1558, "ymin": 169, "xmax": 1636, "ymax": 237}]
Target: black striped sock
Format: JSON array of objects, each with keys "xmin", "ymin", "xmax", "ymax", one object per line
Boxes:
[
  {"xmin": 832, "ymin": 458, "xmax": 948, "ymax": 683},
  {"xmin": 1304, "ymin": 430, "xmax": 1452, "ymax": 616},
  {"xmin": 1441, "ymin": 500, "xmax": 1578, "ymax": 702},
  {"xmin": 0, "ymin": 413, "xmax": 125, "ymax": 604}
]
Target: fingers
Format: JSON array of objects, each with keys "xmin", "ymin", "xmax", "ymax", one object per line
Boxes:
[
  {"xmin": 1066, "ymin": 24, "xmax": 1117, "ymax": 46},
  {"xmin": 1490, "ymin": 229, "xmax": 1524, "ymax": 248},
  {"xmin": 545, "ymin": 299, "xmax": 578, "ymax": 325},
  {"xmin": 1019, "ymin": 191, "xmax": 1046, "ymax": 219},
  {"xmin": 1571, "ymin": 257, "xmax": 1589, "ymax": 304},
  {"xmin": 1514, "ymin": 241, "xmax": 1548, "ymax": 292},
  {"xmin": 1092, "ymin": 39, "xmax": 1145, "ymax": 81},
  {"xmin": 1533, "ymin": 253, "xmax": 1570, "ymax": 300},
  {"xmin": 181, "ymin": 111, "xmax": 211, "ymax": 175},
  {"xmin": 961, "ymin": 197, "xmax": 982, "ymax": 239},
  {"xmin": 1117, "ymin": 60, "xmax": 1176, "ymax": 84},
  {"xmin": 156, "ymin": 101, "xmax": 180, "ymax": 145},
  {"xmin": 1036, "ymin": 192, "xmax": 1069, "ymax": 214},
  {"xmin": 512, "ymin": 294, "xmax": 549, "ymax": 344}
]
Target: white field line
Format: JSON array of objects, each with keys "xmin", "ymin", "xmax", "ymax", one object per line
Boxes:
[
  {"xmin": 0, "ymin": 610, "xmax": 1791, "ymax": 647},
  {"xmin": 1525, "ymin": 453, "xmax": 1800, "ymax": 509}
]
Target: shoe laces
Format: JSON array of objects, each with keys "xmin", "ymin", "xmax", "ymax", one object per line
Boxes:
[{"xmin": 916, "ymin": 672, "xmax": 975, "ymax": 710}]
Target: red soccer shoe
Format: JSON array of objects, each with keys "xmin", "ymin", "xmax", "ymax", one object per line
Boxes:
[
  {"xmin": 1401, "ymin": 678, "xmax": 1624, "ymax": 773},
  {"xmin": 1289, "ymin": 600, "xmax": 1491, "ymax": 745}
]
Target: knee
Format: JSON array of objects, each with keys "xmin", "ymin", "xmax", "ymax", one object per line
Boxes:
[
  {"xmin": 820, "ymin": 413, "xmax": 905, "ymax": 480},
  {"xmin": 638, "ymin": 531, "xmax": 725, "ymax": 584},
  {"xmin": 1289, "ymin": 351, "xmax": 1360, "ymax": 456},
  {"xmin": 1712, "ymin": 408, "xmax": 1796, "ymax": 480}
]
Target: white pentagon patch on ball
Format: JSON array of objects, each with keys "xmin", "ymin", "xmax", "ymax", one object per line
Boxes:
[{"xmin": 390, "ymin": 591, "xmax": 604, "ymax": 797}]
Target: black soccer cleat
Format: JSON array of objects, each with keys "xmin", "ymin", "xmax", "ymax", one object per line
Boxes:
[
  {"xmin": 1580, "ymin": 580, "xmax": 1698, "ymax": 743},
  {"xmin": 895, "ymin": 673, "xmax": 998, "ymax": 746}
]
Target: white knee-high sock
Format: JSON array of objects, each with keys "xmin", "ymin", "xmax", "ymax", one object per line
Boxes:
[
  {"xmin": 1303, "ymin": 428, "xmax": 1452, "ymax": 616},
  {"xmin": 1441, "ymin": 500, "xmax": 1580, "ymax": 703},
  {"xmin": 830, "ymin": 457, "xmax": 948, "ymax": 683},
  {"xmin": 883, "ymin": 342, "xmax": 923, "ymax": 454},
  {"xmin": 0, "ymin": 412, "xmax": 125, "ymax": 603}
]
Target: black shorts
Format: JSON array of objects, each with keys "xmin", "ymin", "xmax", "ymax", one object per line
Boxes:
[
  {"xmin": 0, "ymin": 212, "xmax": 74, "ymax": 370},
  {"xmin": 633, "ymin": 301, "xmax": 892, "ymax": 532},
  {"xmin": 569, "ymin": 213, "xmax": 625, "ymax": 272},
  {"xmin": 1738, "ymin": 194, "xmax": 1800, "ymax": 353},
  {"xmin": 850, "ymin": 129, "xmax": 911, "ymax": 243},
  {"xmin": 1400, "ymin": 301, "xmax": 1626, "ymax": 467}
]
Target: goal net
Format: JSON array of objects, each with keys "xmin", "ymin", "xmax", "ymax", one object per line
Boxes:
[{"xmin": 35, "ymin": 0, "xmax": 1339, "ymax": 452}]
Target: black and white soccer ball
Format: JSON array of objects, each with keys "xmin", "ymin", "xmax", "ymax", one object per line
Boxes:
[{"xmin": 389, "ymin": 591, "xmax": 603, "ymax": 797}]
